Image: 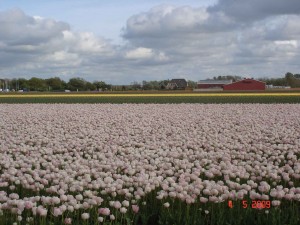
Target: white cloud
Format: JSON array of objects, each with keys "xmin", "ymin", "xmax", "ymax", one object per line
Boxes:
[
  {"xmin": 44, "ymin": 51, "xmax": 81, "ymax": 65},
  {"xmin": 1, "ymin": 3, "xmax": 300, "ymax": 84},
  {"xmin": 208, "ymin": 0, "xmax": 300, "ymax": 22},
  {"xmin": 0, "ymin": 8, "xmax": 69, "ymax": 46},
  {"xmin": 274, "ymin": 40, "xmax": 298, "ymax": 48},
  {"xmin": 124, "ymin": 47, "xmax": 169, "ymax": 63},
  {"xmin": 0, "ymin": 8, "xmax": 118, "ymax": 80},
  {"xmin": 125, "ymin": 47, "xmax": 154, "ymax": 59},
  {"xmin": 122, "ymin": 4, "xmax": 300, "ymax": 79},
  {"xmin": 123, "ymin": 5, "xmax": 226, "ymax": 39},
  {"xmin": 62, "ymin": 31, "xmax": 114, "ymax": 55}
]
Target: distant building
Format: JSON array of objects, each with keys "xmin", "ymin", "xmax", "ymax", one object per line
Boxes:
[
  {"xmin": 266, "ymin": 85, "xmax": 291, "ymax": 89},
  {"xmin": 197, "ymin": 80, "xmax": 232, "ymax": 89},
  {"xmin": 166, "ymin": 79, "xmax": 188, "ymax": 90},
  {"xmin": 223, "ymin": 78, "xmax": 266, "ymax": 90}
]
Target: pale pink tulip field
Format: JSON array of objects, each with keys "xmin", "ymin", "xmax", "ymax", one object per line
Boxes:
[{"xmin": 0, "ymin": 104, "xmax": 299, "ymax": 225}]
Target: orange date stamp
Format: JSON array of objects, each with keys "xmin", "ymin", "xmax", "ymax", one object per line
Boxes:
[{"xmin": 228, "ymin": 200, "xmax": 271, "ymax": 209}]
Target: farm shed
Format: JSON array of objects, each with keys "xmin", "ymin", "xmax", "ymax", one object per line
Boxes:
[
  {"xmin": 166, "ymin": 79, "xmax": 188, "ymax": 90},
  {"xmin": 197, "ymin": 80, "xmax": 232, "ymax": 89},
  {"xmin": 223, "ymin": 78, "xmax": 266, "ymax": 91}
]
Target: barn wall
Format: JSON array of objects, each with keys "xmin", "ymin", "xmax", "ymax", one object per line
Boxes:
[{"xmin": 223, "ymin": 79, "xmax": 265, "ymax": 90}]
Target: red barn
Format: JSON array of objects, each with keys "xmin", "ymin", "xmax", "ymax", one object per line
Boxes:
[{"xmin": 223, "ymin": 79, "xmax": 265, "ymax": 91}]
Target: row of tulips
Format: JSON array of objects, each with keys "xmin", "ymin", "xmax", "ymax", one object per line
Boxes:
[{"xmin": 0, "ymin": 104, "xmax": 299, "ymax": 224}]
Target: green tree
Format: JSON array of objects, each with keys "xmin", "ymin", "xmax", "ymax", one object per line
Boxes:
[
  {"xmin": 130, "ymin": 81, "xmax": 141, "ymax": 90},
  {"xmin": 285, "ymin": 72, "xmax": 300, "ymax": 88},
  {"xmin": 18, "ymin": 78, "xmax": 29, "ymax": 90},
  {"xmin": 187, "ymin": 80, "xmax": 197, "ymax": 88},
  {"xmin": 159, "ymin": 80, "xmax": 169, "ymax": 89},
  {"xmin": 93, "ymin": 81, "xmax": 111, "ymax": 91},
  {"xmin": 142, "ymin": 81, "xmax": 152, "ymax": 90},
  {"xmin": 149, "ymin": 80, "xmax": 160, "ymax": 90},
  {"xmin": 46, "ymin": 77, "xmax": 66, "ymax": 91},
  {"xmin": 259, "ymin": 77, "xmax": 287, "ymax": 86},
  {"xmin": 85, "ymin": 81, "xmax": 96, "ymax": 91},
  {"xmin": 28, "ymin": 77, "xmax": 47, "ymax": 91},
  {"xmin": 67, "ymin": 77, "xmax": 87, "ymax": 91},
  {"xmin": 141, "ymin": 80, "xmax": 168, "ymax": 90}
]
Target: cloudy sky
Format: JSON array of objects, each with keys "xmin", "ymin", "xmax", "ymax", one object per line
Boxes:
[{"xmin": 1, "ymin": 0, "xmax": 300, "ymax": 84}]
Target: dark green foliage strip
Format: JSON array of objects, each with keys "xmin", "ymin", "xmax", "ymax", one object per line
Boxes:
[
  {"xmin": 0, "ymin": 96, "xmax": 300, "ymax": 104},
  {"xmin": 0, "ymin": 194, "xmax": 299, "ymax": 225}
]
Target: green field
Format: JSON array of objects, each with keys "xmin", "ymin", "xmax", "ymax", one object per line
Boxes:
[{"xmin": 0, "ymin": 95, "xmax": 300, "ymax": 104}]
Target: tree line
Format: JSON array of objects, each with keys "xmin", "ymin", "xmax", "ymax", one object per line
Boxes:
[
  {"xmin": 0, "ymin": 77, "xmax": 198, "ymax": 92},
  {"xmin": 260, "ymin": 72, "xmax": 300, "ymax": 88},
  {"xmin": 0, "ymin": 73, "xmax": 299, "ymax": 92},
  {"xmin": 0, "ymin": 77, "xmax": 112, "ymax": 92}
]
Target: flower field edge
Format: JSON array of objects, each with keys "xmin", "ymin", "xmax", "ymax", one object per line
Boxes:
[
  {"xmin": 1, "ymin": 93, "xmax": 300, "ymax": 98},
  {"xmin": 0, "ymin": 104, "xmax": 300, "ymax": 225},
  {"xmin": 1, "ymin": 95, "xmax": 300, "ymax": 103}
]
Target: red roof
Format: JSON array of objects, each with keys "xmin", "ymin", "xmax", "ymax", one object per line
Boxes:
[{"xmin": 223, "ymin": 79, "xmax": 265, "ymax": 90}]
